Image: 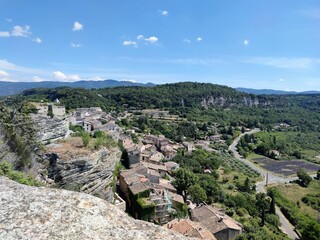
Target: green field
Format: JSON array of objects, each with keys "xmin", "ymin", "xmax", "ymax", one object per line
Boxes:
[
  {"xmin": 269, "ymin": 181, "xmax": 320, "ymax": 220},
  {"xmin": 253, "ymin": 131, "xmax": 320, "ymax": 164},
  {"xmin": 268, "ymin": 180, "xmax": 320, "ymax": 240}
]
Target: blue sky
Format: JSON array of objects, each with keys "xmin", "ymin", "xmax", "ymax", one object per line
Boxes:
[{"xmin": 0, "ymin": 0, "xmax": 319, "ymax": 91}]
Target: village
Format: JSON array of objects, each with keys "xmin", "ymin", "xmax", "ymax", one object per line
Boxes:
[{"xmin": 28, "ymin": 101, "xmax": 244, "ymax": 240}]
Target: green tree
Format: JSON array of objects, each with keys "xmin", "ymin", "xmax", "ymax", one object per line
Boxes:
[
  {"xmin": 316, "ymin": 169, "xmax": 320, "ymax": 180},
  {"xmin": 297, "ymin": 169, "xmax": 312, "ymax": 187},
  {"xmin": 268, "ymin": 190, "xmax": 276, "ymax": 214},
  {"xmin": 172, "ymin": 168, "xmax": 198, "ymax": 196},
  {"xmin": 188, "ymin": 184, "xmax": 207, "ymax": 205},
  {"xmin": 301, "ymin": 220, "xmax": 320, "ymax": 240},
  {"xmin": 256, "ymin": 193, "xmax": 270, "ymax": 226},
  {"xmin": 239, "ymin": 177, "xmax": 252, "ymax": 193}
]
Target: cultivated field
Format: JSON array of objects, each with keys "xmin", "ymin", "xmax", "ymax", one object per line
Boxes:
[{"xmin": 251, "ymin": 157, "xmax": 319, "ymax": 176}]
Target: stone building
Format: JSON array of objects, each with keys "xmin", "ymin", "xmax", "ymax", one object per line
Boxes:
[
  {"xmin": 191, "ymin": 205, "xmax": 242, "ymax": 240},
  {"xmin": 166, "ymin": 219, "xmax": 217, "ymax": 239}
]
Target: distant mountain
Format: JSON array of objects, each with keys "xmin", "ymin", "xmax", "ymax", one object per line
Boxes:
[
  {"xmin": 0, "ymin": 80, "xmax": 155, "ymax": 96},
  {"xmin": 236, "ymin": 88, "xmax": 320, "ymax": 95}
]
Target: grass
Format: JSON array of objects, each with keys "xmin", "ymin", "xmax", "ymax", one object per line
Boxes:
[
  {"xmin": 268, "ymin": 180, "xmax": 320, "ymax": 220},
  {"xmin": 247, "ymin": 153, "xmax": 265, "ymax": 161},
  {"xmin": 254, "ymin": 131, "xmax": 320, "ymax": 164},
  {"xmin": 302, "ymin": 149, "xmax": 320, "ymax": 164},
  {"xmin": 217, "ymin": 166, "xmax": 261, "ymax": 195}
]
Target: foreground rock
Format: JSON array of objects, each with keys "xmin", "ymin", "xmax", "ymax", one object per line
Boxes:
[{"xmin": 0, "ymin": 177, "xmax": 189, "ymax": 240}]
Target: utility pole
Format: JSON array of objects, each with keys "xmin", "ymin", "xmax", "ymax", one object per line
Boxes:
[{"xmin": 266, "ymin": 173, "xmax": 268, "ymax": 186}]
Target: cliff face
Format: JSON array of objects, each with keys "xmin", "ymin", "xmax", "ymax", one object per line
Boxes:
[
  {"xmin": 0, "ymin": 103, "xmax": 45, "ymax": 174},
  {"xmin": 31, "ymin": 114, "xmax": 70, "ymax": 143},
  {"xmin": 200, "ymin": 96, "xmax": 270, "ymax": 109},
  {"xmin": 0, "ymin": 177, "xmax": 188, "ymax": 240},
  {"xmin": 47, "ymin": 145, "xmax": 121, "ymax": 201}
]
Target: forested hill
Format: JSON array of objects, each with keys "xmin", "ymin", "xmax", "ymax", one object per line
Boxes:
[
  {"xmin": 0, "ymin": 80, "xmax": 155, "ymax": 96},
  {"xmin": 237, "ymin": 87, "xmax": 320, "ymax": 95},
  {"xmin": 7, "ymin": 82, "xmax": 254, "ymax": 109},
  {"xmin": 6, "ymin": 82, "xmax": 320, "ymax": 112}
]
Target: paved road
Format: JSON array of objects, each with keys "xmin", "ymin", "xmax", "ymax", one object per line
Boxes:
[{"xmin": 229, "ymin": 129, "xmax": 300, "ymax": 240}]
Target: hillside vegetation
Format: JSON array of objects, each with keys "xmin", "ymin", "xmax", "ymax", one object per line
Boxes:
[
  {"xmin": 0, "ymin": 102, "xmax": 42, "ymax": 170},
  {"xmin": 6, "ymin": 82, "xmax": 320, "ymax": 132}
]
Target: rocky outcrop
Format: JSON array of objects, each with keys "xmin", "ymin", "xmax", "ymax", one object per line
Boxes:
[
  {"xmin": 48, "ymin": 147, "xmax": 121, "ymax": 202},
  {"xmin": 0, "ymin": 177, "xmax": 188, "ymax": 240},
  {"xmin": 0, "ymin": 104, "xmax": 45, "ymax": 175},
  {"xmin": 31, "ymin": 114, "xmax": 69, "ymax": 143},
  {"xmin": 200, "ymin": 95, "xmax": 273, "ymax": 109}
]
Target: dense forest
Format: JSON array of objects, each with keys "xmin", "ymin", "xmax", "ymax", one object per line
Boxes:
[{"xmin": 5, "ymin": 82, "xmax": 320, "ymax": 132}]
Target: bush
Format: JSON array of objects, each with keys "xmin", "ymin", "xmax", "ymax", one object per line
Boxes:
[
  {"xmin": 297, "ymin": 169, "xmax": 312, "ymax": 187},
  {"xmin": 0, "ymin": 161, "xmax": 40, "ymax": 186},
  {"xmin": 225, "ymin": 208, "xmax": 234, "ymax": 216},
  {"xmin": 81, "ymin": 132, "xmax": 90, "ymax": 147},
  {"xmin": 93, "ymin": 130, "xmax": 105, "ymax": 138},
  {"xmin": 236, "ymin": 207, "xmax": 248, "ymax": 217},
  {"xmin": 265, "ymin": 213, "xmax": 280, "ymax": 227}
]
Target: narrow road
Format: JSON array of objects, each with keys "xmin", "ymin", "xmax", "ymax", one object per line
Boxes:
[{"xmin": 229, "ymin": 129, "xmax": 299, "ymax": 240}]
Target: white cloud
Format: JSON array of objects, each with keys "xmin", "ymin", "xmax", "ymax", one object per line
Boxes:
[
  {"xmin": 144, "ymin": 36, "xmax": 158, "ymax": 44},
  {"xmin": 279, "ymin": 78, "xmax": 285, "ymax": 82},
  {"xmin": 0, "ymin": 31, "xmax": 10, "ymax": 37},
  {"xmin": 159, "ymin": 10, "xmax": 169, "ymax": 16},
  {"xmin": 196, "ymin": 37, "xmax": 203, "ymax": 42},
  {"xmin": 73, "ymin": 21, "xmax": 83, "ymax": 31},
  {"xmin": 123, "ymin": 40, "xmax": 138, "ymax": 47},
  {"xmin": 244, "ymin": 57, "xmax": 320, "ymax": 69},
  {"xmin": 183, "ymin": 38, "xmax": 191, "ymax": 43},
  {"xmin": 0, "ymin": 59, "xmax": 45, "ymax": 74},
  {"xmin": 11, "ymin": 25, "xmax": 31, "ymax": 37},
  {"xmin": 0, "ymin": 70, "xmax": 9, "ymax": 78},
  {"xmin": 32, "ymin": 76, "xmax": 44, "ymax": 82},
  {"xmin": 137, "ymin": 35, "xmax": 144, "ymax": 40},
  {"xmin": 91, "ymin": 76, "xmax": 104, "ymax": 81},
  {"xmin": 135, "ymin": 35, "xmax": 159, "ymax": 45},
  {"xmin": 53, "ymin": 71, "xmax": 81, "ymax": 81},
  {"xmin": 69, "ymin": 74, "xmax": 81, "ymax": 81},
  {"xmin": 71, "ymin": 43, "xmax": 82, "ymax": 48},
  {"xmin": 0, "ymin": 70, "xmax": 10, "ymax": 81},
  {"xmin": 53, "ymin": 71, "xmax": 67, "ymax": 81},
  {"xmin": 5, "ymin": 18, "xmax": 12, "ymax": 22},
  {"xmin": 121, "ymin": 78, "xmax": 137, "ymax": 83},
  {"xmin": 32, "ymin": 37, "xmax": 42, "ymax": 43},
  {"xmin": 243, "ymin": 39, "xmax": 249, "ymax": 46}
]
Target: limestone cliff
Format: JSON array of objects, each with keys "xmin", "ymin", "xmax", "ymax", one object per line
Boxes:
[
  {"xmin": 0, "ymin": 103, "xmax": 45, "ymax": 174},
  {"xmin": 0, "ymin": 177, "xmax": 188, "ymax": 240},
  {"xmin": 31, "ymin": 114, "xmax": 70, "ymax": 143},
  {"xmin": 47, "ymin": 144, "xmax": 122, "ymax": 202}
]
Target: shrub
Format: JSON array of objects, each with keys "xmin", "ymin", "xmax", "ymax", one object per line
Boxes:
[
  {"xmin": 81, "ymin": 132, "xmax": 90, "ymax": 147},
  {"xmin": 0, "ymin": 161, "xmax": 40, "ymax": 186},
  {"xmin": 265, "ymin": 213, "xmax": 280, "ymax": 227},
  {"xmin": 236, "ymin": 207, "xmax": 248, "ymax": 217}
]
